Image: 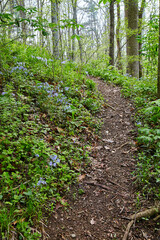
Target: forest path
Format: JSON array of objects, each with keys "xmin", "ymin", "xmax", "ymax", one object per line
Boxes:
[{"xmin": 45, "ymin": 77, "xmax": 154, "ymax": 240}]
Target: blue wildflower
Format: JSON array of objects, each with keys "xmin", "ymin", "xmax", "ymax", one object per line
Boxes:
[
  {"xmin": 37, "ymin": 177, "xmax": 46, "ymax": 186},
  {"xmin": 50, "ymin": 155, "xmax": 57, "ymax": 161},
  {"xmin": 64, "ymin": 87, "xmax": 69, "ymax": 91},
  {"xmin": 35, "ymin": 154, "xmax": 39, "ymax": 157},
  {"xmin": 0, "ymin": 71, "xmax": 3, "ymax": 75},
  {"xmin": 49, "ymin": 161, "xmax": 53, "ymax": 166},
  {"xmin": 2, "ymin": 92, "xmax": 7, "ymax": 95}
]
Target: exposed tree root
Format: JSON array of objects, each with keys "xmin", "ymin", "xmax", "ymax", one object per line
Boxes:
[{"xmin": 122, "ymin": 204, "xmax": 160, "ymax": 240}]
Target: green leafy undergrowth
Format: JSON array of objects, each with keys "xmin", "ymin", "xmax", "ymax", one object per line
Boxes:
[
  {"xmin": 85, "ymin": 61, "xmax": 160, "ymax": 200},
  {"xmin": 0, "ymin": 42, "xmax": 102, "ymax": 239}
]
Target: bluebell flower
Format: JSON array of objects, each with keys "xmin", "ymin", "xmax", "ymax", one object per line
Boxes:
[
  {"xmin": 136, "ymin": 122, "xmax": 142, "ymax": 126},
  {"xmin": 64, "ymin": 87, "xmax": 69, "ymax": 91},
  {"xmin": 49, "ymin": 161, "xmax": 53, "ymax": 166},
  {"xmin": 35, "ymin": 154, "xmax": 39, "ymax": 157},
  {"xmin": 37, "ymin": 177, "xmax": 46, "ymax": 186},
  {"xmin": 2, "ymin": 92, "xmax": 7, "ymax": 95},
  {"xmin": 61, "ymin": 60, "xmax": 67, "ymax": 64},
  {"xmin": 56, "ymin": 158, "xmax": 60, "ymax": 163},
  {"xmin": 50, "ymin": 155, "xmax": 57, "ymax": 161}
]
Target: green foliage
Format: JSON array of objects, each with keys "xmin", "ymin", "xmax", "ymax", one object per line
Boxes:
[
  {"xmin": 140, "ymin": 15, "xmax": 159, "ymax": 77},
  {"xmin": 0, "ymin": 41, "xmax": 102, "ymax": 238},
  {"xmin": 0, "ymin": 6, "xmax": 49, "ymax": 40}
]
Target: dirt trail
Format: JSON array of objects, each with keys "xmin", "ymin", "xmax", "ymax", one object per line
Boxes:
[{"xmin": 45, "ymin": 78, "xmax": 157, "ymax": 240}]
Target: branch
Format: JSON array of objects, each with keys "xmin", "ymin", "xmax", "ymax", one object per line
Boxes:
[{"xmin": 123, "ymin": 204, "xmax": 160, "ymax": 240}]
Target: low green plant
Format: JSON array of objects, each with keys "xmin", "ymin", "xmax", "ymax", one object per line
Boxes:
[{"xmin": 0, "ymin": 41, "xmax": 102, "ymax": 238}]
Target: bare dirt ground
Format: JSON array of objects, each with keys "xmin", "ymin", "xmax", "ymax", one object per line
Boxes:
[{"xmin": 45, "ymin": 77, "xmax": 160, "ymax": 240}]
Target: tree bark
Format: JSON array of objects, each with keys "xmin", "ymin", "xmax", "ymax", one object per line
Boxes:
[
  {"xmin": 72, "ymin": 0, "xmax": 76, "ymax": 61},
  {"xmin": 138, "ymin": 0, "xmax": 145, "ymax": 78},
  {"xmin": 127, "ymin": 0, "xmax": 139, "ymax": 78},
  {"xmin": 19, "ymin": 0, "xmax": 27, "ymax": 43},
  {"xmin": 116, "ymin": 2, "xmax": 122, "ymax": 70},
  {"xmin": 158, "ymin": 0, "xmax": 160, "ymax": 98},
  {"xmin": 51, "ymin": 0, "xmax": 59, "ymax": 59},
  {"xmin": 109, "ymin": 0, "xmax": 114, "ymax": 66}
]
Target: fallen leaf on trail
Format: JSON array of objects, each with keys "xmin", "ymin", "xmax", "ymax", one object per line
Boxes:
[
  {"xmin": 95, "ymin": 146, "xmax": 103, "ymax": 150},
  {"xmin": 78, "ymin": 174, "xmax": 85, "ymax": 181},
  {"xmin": 142, "ymin": 230, "xmax": 148, "ymax": 239},
  {"xmin": 104, "ymin": 146, "xmax": 110, "ymax": 150},
  {"xmin": 105, "ymin": 139, "xmax": 114, "ymax": 143},
  {"xmin": 90, "ymin": 218, "xmax": 96, "ymax": 225}
]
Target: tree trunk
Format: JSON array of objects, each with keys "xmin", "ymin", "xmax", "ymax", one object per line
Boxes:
[
  {"xmin": 127, "ymin": 0, "xmax": 139, "ymax": 78},
  {"xmin": 158, "ymin": 0, "xmax": 160, "ymax": 98},
  {"xmin": 138, "ymin": 0, "xmax": 145, "ymax": 78},
  {"xmin": 19, "ymin": 0, "xmax": 27, "ymax": 43},
  {"xmin": 51, "ymin": 0, "xmax": 59, "ymax": 59},
  {"xmin": 67, "ymin": 0, "xmax": 72, "ymax": 59},
  {"xmin": 109, "ymin": 0, "xmax": 114, "ymax": 66},
  {"xmin": 116, "ymin": 2, "xmax": 122, "ymax": 70},
  {"xmin": 72, "ymin": 0, "xmax": 76, "ymax": 61}
]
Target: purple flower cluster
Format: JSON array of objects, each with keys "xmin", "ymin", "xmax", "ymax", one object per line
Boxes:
[
  {"xmin": 31, "ymin": 55, "xmax": 48, "ymax": 66},
  {"xmin": 37, "ymin": 177, "xmax": 47, "ymax": 186},
  {"xmin": 10, "ymin": 62, "xmax": 28, "ymax": 74},
  {"xmin": 36, "ymin": 82, "xmax": 56, "ymax": 98},
  {"xmin": 49, "ymin": 154, "xmax": 60, "ymax": 167}
]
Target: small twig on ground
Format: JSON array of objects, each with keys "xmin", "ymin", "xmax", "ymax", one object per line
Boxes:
[
  {"xmin": 122, "ymin": 205, "xmax": 160, "ymax": 240},
  {"xmin": 116, "ymin": 142, "xmax": 130, "ymax": 150},
  {"xmin": 104, "ymin": 102, "xmax": 116, "ymax": 111},
  {"xmin": 84, "ymin": 181, "xmax": 130, "ymax": 199},
  {"xmin": 106, "ymin": 178, "xmax": 126, "ymax": 191}
]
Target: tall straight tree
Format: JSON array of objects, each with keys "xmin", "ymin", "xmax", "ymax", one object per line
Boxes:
[
  {"xmin": 127, "ymin": 0, "xmax": 139, "ymax": 78},
  {"xmin": 19, "ymin": 0, "xmax": 26, "ymax": 43},
  {"xmin": 51, "ymin": 0, "xmax": 59, "ymax": 59},
  {"xmin": 116, "ymin": 2, "xmax": 122, "ymax": 69},
  {"xmin": 158, "ymin": 0, "xmax": 160, "ymax": 98},
  {"xmin": 72, "ymin": 0, "xmax": 76, "ymax": 61},
  {"xmin": 109, "ymin": 0, "xmax": 114, "ymax": 66},
  {"xmin": 138, "ymin": 0, "xmax": 146, "ymax": 78}
]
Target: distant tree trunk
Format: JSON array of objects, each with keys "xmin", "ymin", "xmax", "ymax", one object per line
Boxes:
[
  {"xmin": 116, "ymin": 2, "xmax": 122, "ymax": 70},
  {"xmin": 67, "ymin": 0, "xmax": 72, "ymax": 59},
  {"xmin": 71, "ymin": 0, "xmax": 83, "ymax": 63},
  {"xmin": 51, "ymin": 0, "xmax": 59, "ymax": 59},
  {"xmin": 37, "ymin": 0, "xmax": 44, "ymax": 47},
  {"xmin": 19, "ymin": 0, "xmax": 27, "ymax": 43},
  {"xmin": 109, "ymin": 0, "xmax": 114, "ymax": 66},
  {"xmin": 158, "ymin": 0, "xmax": 160, "ymax": 98},
  {"xmin": 72, "ymin": 0, "xmax": 76, "ymax": 61},
  {"xmin": 8, "ymin": 0, "xmax": 14, "ymax": 38},
  {"xmin": 127, "ymin": 0, "xmax": 139, "ymax": 78},
  {"xmin": 138, "ymin": 0, "xmax": 145, "ymax": 78}
]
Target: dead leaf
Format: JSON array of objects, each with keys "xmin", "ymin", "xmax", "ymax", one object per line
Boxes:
[
  {"xmin": 78, "ymin": 174, "xmax": 86, "ymax": 182},
  {"xmin": 104, "ymin": 146, "xmax": 110, "ymax": 150},
  {"xmin": 90, "ymin": 218, "xmax": 96, "ymax": 225}
]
